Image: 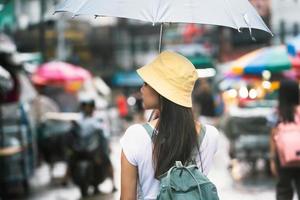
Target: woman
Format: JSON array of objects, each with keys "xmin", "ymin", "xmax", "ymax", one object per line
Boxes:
[
  {"xmin": 270, "ymin": 79, "xmax": 300, "ymax": 200},
  {"xmin": 120, "ymin": 51, "xmax": 219, "ymax": 200}
]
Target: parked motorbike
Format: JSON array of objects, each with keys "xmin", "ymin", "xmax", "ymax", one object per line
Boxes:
[
  {"xmin": 68, "ymin": 119, "xmax": 116, "ymax": 197},
  {"xmin": 37, "ymin": 118, "xmax": 71, "ymax": 168}
]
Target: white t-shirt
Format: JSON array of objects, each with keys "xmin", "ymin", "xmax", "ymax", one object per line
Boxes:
[{"xmin": 120, "ymin": 123, "xmax": 219, "ymax": 200}]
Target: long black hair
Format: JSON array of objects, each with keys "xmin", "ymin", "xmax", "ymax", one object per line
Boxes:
[
  {"xmin": 153, "ymin": 96, "xmax": 198, "ymax": 178},
  {"xmin": 278, "ymin": 80, "xmax": 299, "ymax": 123}
]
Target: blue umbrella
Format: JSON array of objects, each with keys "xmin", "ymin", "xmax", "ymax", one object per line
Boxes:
[{"xmin": 287, "ymin": 35, "xmax": 300, "ymax": 57}]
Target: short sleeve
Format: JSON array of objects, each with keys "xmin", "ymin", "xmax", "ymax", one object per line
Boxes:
[
  {"xmin": 198, "ymin": 124, "xmax": 219, "ymax": 175},
  {"xmin": 120, "ymin": 124, "xmax": 146, "ymax": 166},
  {"xmin": 206, "ymin": 125, "xmax": 219, "ymax": 154}
]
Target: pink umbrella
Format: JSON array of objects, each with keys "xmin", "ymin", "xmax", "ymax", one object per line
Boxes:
[{"xmin": 32, "ymin": 61, "xmax": 91, "ymax": 85}]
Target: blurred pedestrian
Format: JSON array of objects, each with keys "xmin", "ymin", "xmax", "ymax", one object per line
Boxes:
[
  {"xmin": 194, "ymin": 78, "xmax": 217, "ymax": 125},
  {"xmin": 31, "ymin": 85, "xmax": 60, "ymax": 125},
  {"xmin": 120, "ymin": 51, "xmax": 219, "ymax": 199},
  {"xmin": 65, "ymin": 94, "xmax": 117, "ymax": 192},
  {"xmin": 77, "ymin": 94, "xmax": 112, "ymax": 166},
  {"xmin": 116, "ymin": 92, "xmax": 129, "ymax": 118},
  {"xmin": 31, "ymin": 84, "xmax": 60, "ymax": 166},
  {"xmin": 270, "ymin": 79, "xmax": 300, "ymax": 200},
  {"xmin": 116, "ymin": 91, "xmax": 130, "ymax": 131}
]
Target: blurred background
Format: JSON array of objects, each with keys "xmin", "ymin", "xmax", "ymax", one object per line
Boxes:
[{"xmin": 0, "ymin": 0, "xmax": 300, "ymax": 199}]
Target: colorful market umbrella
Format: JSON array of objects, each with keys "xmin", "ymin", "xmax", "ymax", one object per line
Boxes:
[
  {"xmin": 32, "ymin": 61, "xmax": 91, "ymax": 85},
  {"xmin": 287, "ymin": 35, "xmax": 300, "ymax": 57},
  {"xmin": 231, "ymin": 46, "xmax": 291, "ymax": 75}
]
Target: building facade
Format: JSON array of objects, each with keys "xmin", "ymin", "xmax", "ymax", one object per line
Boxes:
[{"xmin": 271, "ymin": 0, "xmax": 300, "ymax": 43}]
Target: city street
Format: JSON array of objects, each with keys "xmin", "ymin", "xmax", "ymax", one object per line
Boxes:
[
  {"xmin": 24, "ymin": 130, "xmax": 281, "ymax": 200},
  {"xmin": 1, "ymin": 0, "xmax": 300, "ymax": 200}
]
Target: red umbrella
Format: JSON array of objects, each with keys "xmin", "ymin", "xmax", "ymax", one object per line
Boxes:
[
  {"xmin": 32, "ymin": 61, "xmax": 91, "ymax": 85},
  {"xmin": 291, "ymin": 56, "xmax": 300, "ymax": 70}
]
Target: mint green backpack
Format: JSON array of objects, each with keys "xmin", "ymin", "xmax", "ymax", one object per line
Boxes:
[{"xmin": 142, "ymin": 123, "xmax": 219, "ymax": 200}]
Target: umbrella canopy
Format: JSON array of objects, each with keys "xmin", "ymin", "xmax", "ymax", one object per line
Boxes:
[
  {"xmin": 287, "ymin": 35, "xmax": 300, "ymax": 57},
  {"xmin": 55, "ymin": 0, "xmax": 272, "ymax": 35},
  {"xmin": 231, "ymin": 46, "xmax": 291, "ymax": 75},
  {"xmin": 32, "ymin": 61, "xmax": 91, "ymax": 85}
]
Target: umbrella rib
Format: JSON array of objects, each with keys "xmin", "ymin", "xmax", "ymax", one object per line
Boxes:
[
  {"xmin": 154, "ymin": 0, "xmax": 164, "ymax": 23},
  {"xmin": 222, "ymin": 0, "xmax": 241, "ymax": 31},
  {"xmin": 73, "ymin": 0, "xmax": 90, "ymax": 16}
]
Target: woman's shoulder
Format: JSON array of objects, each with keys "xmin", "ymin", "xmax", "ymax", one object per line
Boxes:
[
  {"xmin": 121, "ymin": 123, "xmax": 151, "ymax": 142},
  {"xmin": 123, "ymin": 123, "xmax": 148, "ymax": 135},
  {"xmin": 204, "ymin": 124, "xmax": 219, "ymax": 137},
  {"xmin": 201, "ymin": 124, "xmax": 219, "ymax": 154},
  {"xmin": 202, "ymin": 124, "xmax": 219, "ymax": 146},
  {"xmin": 120, "ymin": 123, "xmax": 150, "ymax": 166},
  {"xmin": 125, "ymin": 123, "xmax": 145, "ymax": 131},
  {"xmin": 196, "ymin": 122, "xmax": 219, "ymax": 138}
]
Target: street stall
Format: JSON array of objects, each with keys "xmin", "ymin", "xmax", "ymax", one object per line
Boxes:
[
  {"xmin": 0, "ymin": 34, "xmax": 38, "ymax": 197},
  {"xmin": 220, "ymin": 46, "xmax": 293, "ymax": 174},
  {"xmin": 0, "ymin": 72, "xmax": 37, "ymax": 197},
  {"xmin": 222, "ymin": 46, "xmax": 292, "ymax": 106}
]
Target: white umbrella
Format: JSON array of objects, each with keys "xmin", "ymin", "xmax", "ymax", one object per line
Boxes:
[
  {"xmin": 55, "ymin": 0, "xmax": 272, "ymax": 51},
  {"xmin": 0, "ymin": 65, "xmax": 13, "ymax": 93}
]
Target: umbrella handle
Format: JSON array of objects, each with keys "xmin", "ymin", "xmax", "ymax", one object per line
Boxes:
[{"xmin": 158, "ymin": 23, "xmax": 164, "ymax": 53}]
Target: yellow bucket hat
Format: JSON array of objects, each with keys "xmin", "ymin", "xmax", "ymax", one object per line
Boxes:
[{"xmin": 137, "ymin": 51, "xmax": 198, "ymax": 108}]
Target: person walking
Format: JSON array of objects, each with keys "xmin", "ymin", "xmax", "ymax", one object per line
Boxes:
[
  {"xmin": 270, "ymin": 79, "xmax": 300, "ymax": 200},
  {"xmin": 120, "ymin": 51, "xmax": 219, "ymax": 200}
]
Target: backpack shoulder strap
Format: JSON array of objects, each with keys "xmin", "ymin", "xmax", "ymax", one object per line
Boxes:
[
  {"xmin": 142, "ymin": 123, "xmax": 206, "ymax": 143},
  {"xmin": 196, "ymin": 124, "xmax": 206, "ymax": 172},
  {"xmin": 199, "ymin": 124, "xmax": 206, "ymax": 146},
  {"xmin": 142, "ymin": 123, "xmax": 154, "ymax": 140}
]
